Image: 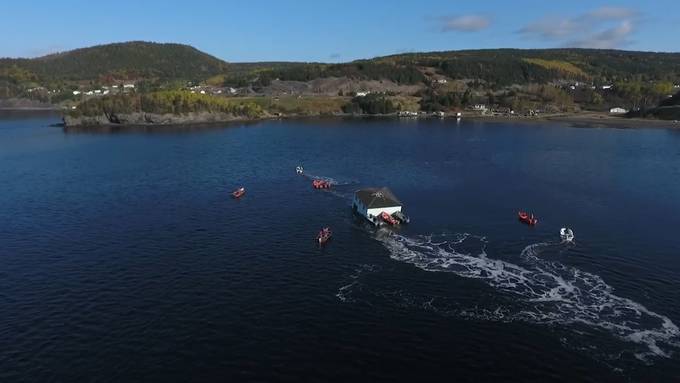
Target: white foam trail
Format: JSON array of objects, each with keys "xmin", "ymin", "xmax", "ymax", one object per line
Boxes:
[
  {"xmin": 379, "ymin": 233, "xmax": 680, "ymax": 362},
  {"xmin": 336, "ymin": 264, "xmax": 378, "ymax": 303}
]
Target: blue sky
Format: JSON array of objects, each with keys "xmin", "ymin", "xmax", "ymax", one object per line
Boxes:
[{"xmin": 1, "ymin": 0, "xmax": 677, "ymax": 62}]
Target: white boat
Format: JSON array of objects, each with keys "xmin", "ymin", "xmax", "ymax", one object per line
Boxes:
[
  {"xmin": 560, "ymin": 228, "xmax": 574, "ymax": 242},
  {"xmin": 296, "ymin": 166, "xmax": 304, "ymax": 175}
]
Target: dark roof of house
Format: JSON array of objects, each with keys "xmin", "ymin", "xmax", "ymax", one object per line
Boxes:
[{"xmin": 355, "ymin": 187, "xmax": 402, "ymax": 209}]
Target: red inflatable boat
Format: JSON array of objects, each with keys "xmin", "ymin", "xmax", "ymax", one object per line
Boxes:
[
  {"xmin": 317, "ymin": 227, "xmax": 332, "ymax": 245},
  {"xmin": 380, "ymin": 211, "xmax": 399, "ymax": 226},
  {"xmin": 232, "ymin": 187, "xmax": 246, "ymax": 198},
  {"xmin": 312, "ymin": 179, "xmax": 331, "ymax": 189},
  {"xmin": 518, "ymin": 211, "xmax": 538, "ymax": 225}
]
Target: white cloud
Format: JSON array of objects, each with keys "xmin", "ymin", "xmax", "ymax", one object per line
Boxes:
[
  {"xmin": 518, "ymin": 6, "xmax": 639, "ymax": 49},
  {"xmin": 441, "ymin": 15, "xmax": 491, "ymax": 32},
  {"xmin": 567, "ymin": 20, "xmax": 634, "ymax": 49},
  {"xmin": 586, "ymin": 6, "xmax": 637, "ymax": 20}
]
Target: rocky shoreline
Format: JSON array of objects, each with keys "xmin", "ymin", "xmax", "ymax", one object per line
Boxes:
[
  {"xmin": 62, "ymin": 111, "xmax": 259, "ymax": 128},
  {"xmin": 62, "ymin": 110, "xmax": 680, "ymax": 130}
]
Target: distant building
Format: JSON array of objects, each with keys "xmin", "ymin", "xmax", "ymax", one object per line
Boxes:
[
  {"xmin": 609, "ymin": 107, "xmax": 628, "ymax": 114},
  {"xmin": 72, "ymin": 91, "xmax": 81, "ymax": 95},
  {"xmin": 601, "ymin": 85, "xmax": 614, "ymax": 90},
  {"xmin": 473, "ymin": 104, "xmax": 487, "ymax": 111},
  {"xmin": 123, "ymin": 84, "xmax": 135, "ymax": 89},
  {"xmin": 435, "ymin": 79, "xmax": 448, "ymax": 84},
  {"xmin": 355, "ymin": 91, "xmax": 370, "ymax": 97},
  {"xmin": 398, "ymin": 111, "xmax": 418, "ymax": 117}
]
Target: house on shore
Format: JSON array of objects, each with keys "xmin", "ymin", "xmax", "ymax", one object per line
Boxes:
[
  {"xmin": 609, "ymin": 107, "xmax": 628, "ymax": 114},
  {"xmin": 352, "ymin": 187, "xmax": 403, "ymax": 225}
]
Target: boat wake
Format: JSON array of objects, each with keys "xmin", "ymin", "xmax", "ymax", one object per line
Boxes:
[
  {"xmin": 342, "ymin": 232, "xmax": 680, "ymax": 364},
  {"xmin": 302, "ymin": 172, "xmax": 358, "ymax": 187}
]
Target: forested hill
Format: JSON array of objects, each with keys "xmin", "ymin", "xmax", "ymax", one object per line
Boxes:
[
  {"xmin": 373, "ymin": 49, "xmax": 680, "ymax": 83},
  {"xmin": 0, "ymin": 41, "xmax": 228, "ymax": 82},
  {"xmin": 4, "ymin": 42, "xmax": 680, "ymax": 88},
  {"xmin": 3, "ymin": 42, "xmax": 680, "ymax": 118}
]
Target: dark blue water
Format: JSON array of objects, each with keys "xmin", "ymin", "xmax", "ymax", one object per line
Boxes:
[{"xmin": 2, "ymin": 111, "xmax": 680, "ymax": 382}]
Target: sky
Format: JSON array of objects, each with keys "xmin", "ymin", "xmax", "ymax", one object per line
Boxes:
[{"xmin": 1, "ymin": 0, "xmax": 678, "ymax": 62}]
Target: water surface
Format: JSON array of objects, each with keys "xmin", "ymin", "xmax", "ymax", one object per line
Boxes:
[{"xmin": 2, "ymin": 112, "xmax": 680, "ymax": 382}]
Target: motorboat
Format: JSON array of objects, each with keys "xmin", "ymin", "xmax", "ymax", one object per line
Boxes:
[
  {"xmin": 518, "ymin": 211, "xmax": 538, "ymax": 225},
  {"xmin": 296, "ymin": 166, "xmax": 304, "ymax": 175},
  {"xmin": 560, "ymin": 228, "xmax": 575, "ymax": 242},
  {"xmin": 380, "ymin": 211, "xmax": 399, "ymax": 226},
  {"xmin": 312, "ymin": 179, "xmax": 331, "ymax": 189},
  {"xmin": 392, "ymin": 211, "xmax": 410, "ymax": 224},
  {"xmin": 317, "ymin": 227, "xmax": 332, "ymax": 245},
  {"xmin": 232, "ymin": 187, "xmax": 246, "ymax": 198}
]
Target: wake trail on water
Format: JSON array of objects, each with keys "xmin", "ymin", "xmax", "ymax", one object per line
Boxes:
[
  {"xmin": 374, "ymin": 232, "xmax": 680, "ymax": 363},
  {"xmin": 302, "ymin": 172, "xmax": 358, "ymax": 187},
  {"xmin": 313, "ymin": 170, "xmax": 679, "ymax": 364}
]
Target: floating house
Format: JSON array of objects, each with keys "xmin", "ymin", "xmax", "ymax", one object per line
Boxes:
[{"xmin": 352, "ymin": 187, "xmax": 404, "ymax": 225}]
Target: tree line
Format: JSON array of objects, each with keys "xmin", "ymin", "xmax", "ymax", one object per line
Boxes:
[{"xmin": 70, "ymin": 91, "xmax": 264, "ymax": 118}]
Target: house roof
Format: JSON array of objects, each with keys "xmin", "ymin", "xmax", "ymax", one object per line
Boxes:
[{"xmin": 355, "ymin": 187, "xmax": 402, "ymax": 209}]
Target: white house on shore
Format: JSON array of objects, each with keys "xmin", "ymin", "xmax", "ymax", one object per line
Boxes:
[
  {"xmin": 352, "ymin": 187, "xmax": 402, "ymax": 225},
  {"xmin": 609, "ymin": 107, "xmax": 628, "ymax": 114}
]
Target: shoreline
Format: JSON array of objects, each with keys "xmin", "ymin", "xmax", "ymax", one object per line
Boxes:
[
  {"xmin": 58, "ymin": 111, "xmax": 680, "ymax": 130},
  {"xmin": 452, "ymin": 113, "xmax": 680, "ymax": 128}
]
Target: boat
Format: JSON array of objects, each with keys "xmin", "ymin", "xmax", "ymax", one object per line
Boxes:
[
  {"xmin": 312, "ymin": 179, "xmax": 331, "ymax": 189},
  {"xmin": 296, "ymin": 166, "xmax": 304, "ymax": 175},
  {"xmin": 518, "ymin": 211, "xmax": 538, "ymax": 225},
  {"xmin": 380, "ymin": 211, "xmax": 399, "ymax": 226},
  {"xmin": 317, "ymin": 227, "xmax": 332, "ymax": 245},
  {"xmin": 392, "ymin": 211, "xmax": 410, "ymax": 224},
  {"xmin": 232, "ymin": 187, "xmax": 246, "ymax": 198},
  {"xmin": 560, "ymin": 228, "xmax": 575, "ymax": 242}
]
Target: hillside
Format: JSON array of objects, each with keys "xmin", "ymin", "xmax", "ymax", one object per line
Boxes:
[
  {"xmin": 0, "ymin": 41, "xmax": 228, "ymax": 83},
  {"xmin": 222, "ymin": 49, "xmax": 680, "ymax": 89},
  {"xmin": 3, "ymin": 42, "xmax": 680, "ymax": 119}
]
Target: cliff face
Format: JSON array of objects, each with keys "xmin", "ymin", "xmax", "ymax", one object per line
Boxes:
[{"xmin": 63, "ymin": 111, "xmax": 250, "ymax": 127}]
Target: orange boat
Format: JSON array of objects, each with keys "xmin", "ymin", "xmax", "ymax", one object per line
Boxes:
[
  {"xmin": 312, "ymin": 179, "xmax": 331, "ymax": 189},
  {"xmin": 518, "ymin": 211, "xmax": 538, "ymax": 225},
  {"xmin": 232, "ymin": 187, "xmax": 246, "ymax": 198},
  {"xmin": 317, "ymin": 227, "xmax": 332, "ymax": 245}
]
